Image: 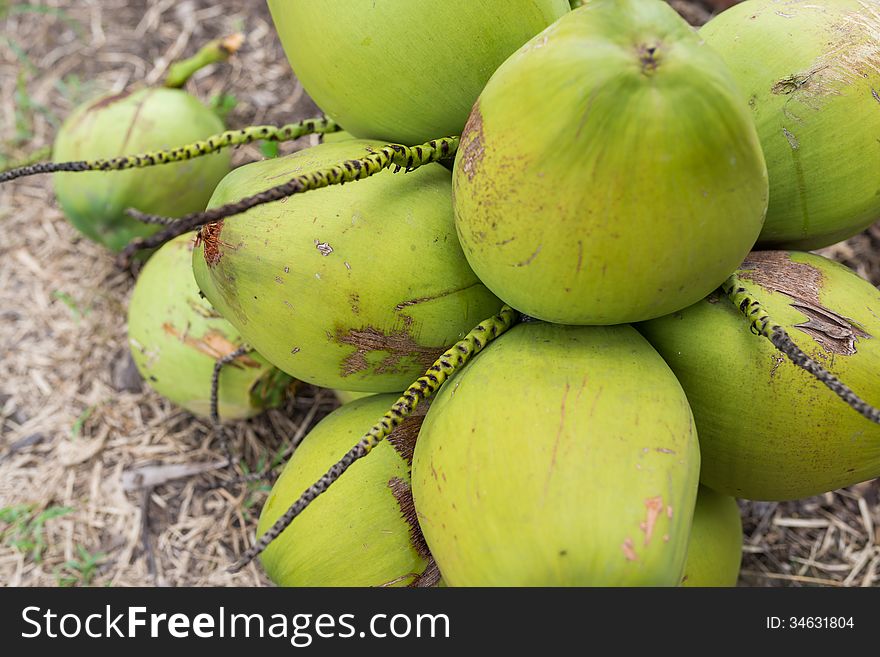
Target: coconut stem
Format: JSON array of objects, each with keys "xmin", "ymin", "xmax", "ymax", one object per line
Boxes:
[
  {"xmin": 164, "ymin": 33, "xmax": 244, "ymax": 89},
  {"xmin": 227, "ymin": 303, "xmax": 519, "ymax": 574},
  {"xmin": 199, "ymin": 390, "xmax": 327, "ymax": 494},
  {"xmin": 0, "ymin": 117, "xmax": 341, "ymax": 185},
  {"xmin": 210, "ymin": 345, "xmax": 250, "ymax": 426},
  {"xmin": 0, "ymin": 145, "xmax": 52, "ymax": 174},
  {"xmin": 209, "ymin": 345, "xmax": 250, "ymax": 470},
  {"xmin": 119, "ymin": 136, "xmax": 460, "ymax": 265},
  {"xmin": 723, "ymin": 274, "xmax": 880, "ymax": 425}
]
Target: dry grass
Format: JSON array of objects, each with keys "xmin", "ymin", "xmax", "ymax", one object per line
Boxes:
[
  {"xmin": 0, "ymin": 0, "xmax": 324, "ymax": 587},
  {"xmin": 0, "ymin": 0, "xmax": 877, "ymax": 588}
]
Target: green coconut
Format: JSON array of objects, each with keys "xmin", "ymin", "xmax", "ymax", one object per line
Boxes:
[
  {"xmin": 452, "ymin": 0, "xmax": 768, "ymax": 325},
  {"xmin": 53, "ymin": 87, "xmax": 230, "ymax": 252},
  {"xmin": 127, "ymin": 233, "xmax": 292, "ymax": 420},
  {"xmin": 321, "ymin": 130, "xmax": 354, "ymax": 145},
  {"xmin": 258, "ymin": 394, "xmax": 432, "ymax": 587},
  {"xmin": 192, "ymin": 139, "xmax": 502, "ymax": 393},
  {"xmin": 638, "ymin": 251, "xmax": 880, "ymax": 501},
  {"xmin": 680, "ymin": 486, "xmax": 742, "ymax": 587},
  {"xmin": 701, "ymin": 0, "xmax": 880, "ymax": 249},
  {"xmin": 333, "ymin": 389, "xmax": 375, "ymax": 405},
  {"xmin": 267, "ymin": 0, "xmax": 570, "ymax": 144},
  {"xmin": 411, "ymin": 322, "xmax": 701, "ymax": 586}
]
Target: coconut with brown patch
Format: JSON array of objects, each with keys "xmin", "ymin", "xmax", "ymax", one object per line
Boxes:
[
  {"xmin": 701, "ymin": 0, "xmax": 880, "ymax": 249},
  {"xmin": 451, "ymin": 0, "xmax": 769, "ymax": 325},
  {"xmin": 52, "ymin": 87, "xmax": 230, "ymax": 253},
  {"xmin": 411, "ymin": 321, "xmax": 700, "ymax": 586},
  {"xmin": 638, "ymin": 251, "xmax": 880, "ymax": 500},
  {"xmin": 257, "ymin": 394, "xmax": 435, "ymax": 587},
  {"xmin": 192, "ymin": 139, "xmax": 502, "ymax": 392},
  {"xmin": 127, "ymin": 233, "xmax": 293, "ymax": 420}
]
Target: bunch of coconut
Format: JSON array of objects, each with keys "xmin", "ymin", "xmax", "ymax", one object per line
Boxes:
[
  {"xmin": 7, "ymin": 0, "xmax": 880, "ymax": 586},
  {"xmin": 226, "ymin": 0, "xmax": 880, "ymax": 587}
]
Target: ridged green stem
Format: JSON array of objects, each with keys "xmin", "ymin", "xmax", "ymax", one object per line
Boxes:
[
  {"xmin": 0, "ymin": 117, "xmax": 340, "ymax": 185},
  {"xmin": 164, "ymin": 33, "xmax": 244, "ymax": 89}
]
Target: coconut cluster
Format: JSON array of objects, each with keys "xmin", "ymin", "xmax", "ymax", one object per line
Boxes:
[
  {"xmin": 13, "ymin": 0, "xmax": 880, "ymax": 586},
  {"xmin": 246, "ymin": 0, "xmax": 879, "ymax": 586}
]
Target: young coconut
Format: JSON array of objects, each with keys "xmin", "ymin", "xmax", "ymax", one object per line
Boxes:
[
  {"xmin": 191, "ymin": 139, "xmax": 503, "ymax": 393},
  {"xmin": 453, "ymin": 0, "xmax": 769, "ymax": 325},
  {"xmin": 267, "ymin": 0, "xmax": 570, "ymax": 144},
  {"xmin": 257, "ymin": 394, "xmax": 436, "ymax": 587},
  {"xmin": 333, "ymin": 390, "xmax": 374, "ymax": 405},
  {"xmin": 638, "ymin": 251, "xmax": 880, "ymax": 500},
  {"xmin": 48, "ymin": 37, "xmax": 242, "ymax": 253},
  {"xmin": 701, "ymin": 0, "xmax": 880, "ymax": 249},
  {"xmin": 411, "ymin": 321, "xmax": 701, "ymax": 586},
  {"xmin": 229, "ymin": 305, "xmax": 518, "ymax": 573},
  {"xmin": 680, "ymin": 486, "xmax": 742, "ymax": 587},
  {"xmin": 128, "ymin": 233, "xmax": 293, "ymax": 420}
]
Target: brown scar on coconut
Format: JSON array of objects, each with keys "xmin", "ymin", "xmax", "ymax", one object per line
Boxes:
[
  {"xmin": 458, "ymin": 103, "xmax": 485, "ymax": 183},
  {"xmin": 738, "ymin": 251, "xmax": 869, "ymax": 356},
  {"xmin": 336, "ymin": 321, "xmax": 446, "ymax": 378}
]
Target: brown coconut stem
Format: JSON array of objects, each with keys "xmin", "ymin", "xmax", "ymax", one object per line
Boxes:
[
  {"xmin": 200, "ymin": 390, "xmax": 327, "ymax": 493},
  {"xmin": 411, "ymin": 559, "xmax": 442, "ymax": 588},
  {"xmin": 118, "ymin": 136, "xmax": 460, "ymax": 266},
  {"xmin": 210, "ymin": 345, "xmax": 250, "ymax": 426},
  {"xmin": 164, "ymin": 33, "xmax": 244, "ymax": 89},
  {"xmin": 227, "ymin": 304, "xmax": 519, "ymax": 574},
  {"xmin": 0, "ymin": 117, "xmax": 341, "ymax": 185},
  {"xmin": 209, "ymin": 345, "xmax": 250, "ymax": 470},
  {"xmin": 722, "ymin": 274, "xmax": 880, "ymax": 425}
]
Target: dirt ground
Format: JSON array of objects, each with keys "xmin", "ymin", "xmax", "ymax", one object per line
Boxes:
[{"xmin": 1, "ymin": 1, "xmax": 878, "ymax": 588}]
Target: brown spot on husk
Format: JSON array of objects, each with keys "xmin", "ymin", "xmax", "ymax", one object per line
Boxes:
[
  {"xmin": 162, "ymin": 323, "xmax": 259, "ymax": 367},
  {"xmin": 393, "ymin": 282, "xmax": 482, "ymax": 311},
  {"xmin": 769, "ymin": 9, "xmax": 880, "ymax": 115},
  {"xmin": 376, "ymin": 572, "xmax": 418, "ymax": 587},
  {"xmin": 459, "ymin": 102, "xmax": 484, "ymax": 182},
  {"xmin": 388, "ymin": 477, "xmax": 431, "ymax": 560},
  {"xmin": 201, "ymin": 221, "xmax": 224, "ymax": 267},
  {"xmin": 772, "ymin": 68, "xmax": 830, "ymax": 96},
  {"xmin": 740, "ymin": 252, "xmax": 869, "ymax": 355},
  {"xmin": 186, "ymin": 300, "xmax": 223, "ymax": 319},
  {"xmin": 638, "ymin": 43, "xmax": 661, "ymax": 74},
  {"xmin": 621, "ymin": 537, "xmax": 638, "ymax": 562},
  {"xmin": 387, "ymin": 411, "xmax": 426, "ymax": 466},
  {"xmin": 514, "ymin": 245, "xmax": 543, "ymax": 268},
  {"xmin": 410, "ymin": 559, "xmax": 441, "ymax": 588},
  {"xmin": 335, "ymin": 323, "xmax": 445, "ymax": 378},
  {"xmin": 89, "ymin": 88, "xmax": 134, "ymax": 111},
  {"xmin": 119, "ymin": 92, "xmax": 151, "ymax": 153},
  {"xmin": 640, "ymin": 496, "xmax": 664, "ymax": 547}
]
